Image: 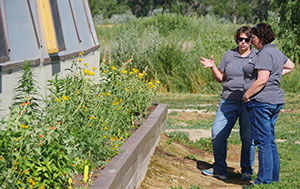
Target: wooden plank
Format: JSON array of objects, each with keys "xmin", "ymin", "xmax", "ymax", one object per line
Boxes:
[
  {"xmin": 91, "ymin": 103, "xmax": 168, "ymax": 189},
  {"xmin": 38, "ymin": 0, "xmax": 58, "ymax": 53}
]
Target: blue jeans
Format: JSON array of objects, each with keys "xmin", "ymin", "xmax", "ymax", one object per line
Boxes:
[
  {"xmin": 245, "ymin": 100, "xmax": 283, "ymax": 184},
  {"xmin": 212, "ymin": 99, "xmax": 255, "ymax": 177}
]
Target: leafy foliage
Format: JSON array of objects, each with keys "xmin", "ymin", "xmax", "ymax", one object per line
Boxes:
[
  {"xmin": 14, "ymin": 60, "xmax": 40, "ymax": 113},
  {"xmin": 272, "ymin": 0, "xmax": 300, "ymax": 64},
  {"xmin": 0, "ymin": 55, "xmax": 159, "ymax": 187}
]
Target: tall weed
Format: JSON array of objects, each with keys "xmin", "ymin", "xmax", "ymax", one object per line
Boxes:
[{"xmin": 97, "ymin": 14, "xmax": 300, "ymax": 93}]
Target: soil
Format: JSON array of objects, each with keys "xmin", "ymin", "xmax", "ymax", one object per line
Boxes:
[{"xmin": 140, "ymin": 134, "xmax": 258, "ymax": 189}]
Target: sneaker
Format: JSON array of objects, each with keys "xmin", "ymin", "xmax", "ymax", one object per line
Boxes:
[
  {"xmin": 242, "ymin": 183, "xmax": 256, "ymax": 188},
  {"xmin": 241, "ymin": 173, "xmax": 252, "ymax": 181},
  {"xmin": 202, "ymin": 168, "xmax": 227, "ymax": 180}
]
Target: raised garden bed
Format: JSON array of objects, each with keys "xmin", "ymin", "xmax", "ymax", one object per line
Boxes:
[{"xmin": 91, "ymin": 103, "xmax": 168, "ymax": 189}]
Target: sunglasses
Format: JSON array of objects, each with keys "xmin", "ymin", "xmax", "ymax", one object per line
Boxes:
[{"xmin": 238, "ymin": 37, "xmax": 251, "ymax": 43}]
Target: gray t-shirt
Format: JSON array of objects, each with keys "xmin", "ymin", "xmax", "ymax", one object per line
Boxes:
[
  {"xmin": 243, "ymin": 44, "xmax": 288, "ymax": 104},
  {"xmin": 218, "ymin": 48, "xmax": 257, "ymax": 100}
]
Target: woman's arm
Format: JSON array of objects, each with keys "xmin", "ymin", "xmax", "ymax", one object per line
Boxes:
[
  {"xmin": 243, "ymin": 69, "xmax": 270, "ymax": 103},
  {"xmin": 200, "ymin": 55, "xmax": 224, "ymax": 82},
  {"xmin": 282, "ymin": 59, "xmax": 295, "ymax": 76}
]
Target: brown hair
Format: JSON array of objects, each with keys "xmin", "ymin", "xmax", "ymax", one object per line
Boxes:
[
  {"xmin": 251, "ymin": 23, "xmax": 275, "ymax": 45},
  {"xmin": 234, "ymin": 26, "xmax": 251, "ymax": 44}
]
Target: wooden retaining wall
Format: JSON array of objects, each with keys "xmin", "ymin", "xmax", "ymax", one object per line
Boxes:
[{"xmin": 92, "ymin": 103, "xmax": 168, "ymax": 189}]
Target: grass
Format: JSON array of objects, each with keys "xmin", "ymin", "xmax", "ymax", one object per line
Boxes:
[{"xmin": 156, "ymin": 92, "xmax": 300, "ymax": 188}]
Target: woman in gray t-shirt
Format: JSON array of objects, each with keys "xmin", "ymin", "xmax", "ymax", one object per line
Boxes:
[
  {"xmin": 200, "ymin": 26, "xmax": 256, "ymax": 181},
  {"xmin": 243, "ymin": 23, "xmax": 294, "ymax": 186}
]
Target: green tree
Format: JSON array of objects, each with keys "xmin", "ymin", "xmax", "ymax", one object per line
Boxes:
[
  {"xmin": 273, "ymin": 0, "xmax": 300, "ymax": 63},
  {"xmin": 88, "ymin": 0, "xmax": 100, "ymax": 16}
]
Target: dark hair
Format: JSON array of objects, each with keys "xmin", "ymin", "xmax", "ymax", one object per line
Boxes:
[
  {"xmin": 234, "ymin": 26, "xmax": 251, "ymax": 44},
  {"xmin": 251, "ymin": 23, "xmax": 275, "ymax": 45}
]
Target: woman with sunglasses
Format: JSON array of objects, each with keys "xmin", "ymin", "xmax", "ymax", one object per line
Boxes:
[
  {"xmin": 200, "ymin": 26, "xmax": 256, "ymax": 181},
  {"xmin": 243, "ymin": 23, "xmax": 294, "ymax": 186}
]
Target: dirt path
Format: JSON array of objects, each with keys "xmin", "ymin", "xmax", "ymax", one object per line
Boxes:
[{"xmin": 140, "ymin": 134, "xmax": 257, "ymax": 189}]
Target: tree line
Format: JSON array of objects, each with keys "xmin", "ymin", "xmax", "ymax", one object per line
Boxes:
[
  {"xmin": 88, "ymin": 0, "xmax": 284, "ymax": 24},
  {"xmin": 88, "ymin": 0, "xmax": 300, "ymax": 63}
]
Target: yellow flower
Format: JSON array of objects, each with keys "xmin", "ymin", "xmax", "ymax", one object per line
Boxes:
[
  {"xmin": 68, "ymin": 177, "xmax": 72, "ymax": 185},
  {"xmin": 121, "ymin": 70, "xmax": 128, "ymax": 74},
  {"xmin": 92, "ymin": 67, "xmax": 97, "ymax": 71},
  {"xmin": 116, "ymin": 81, "xmax": 120, "ymax": 85},
  {"xmin": 125, "ymin": 88, "xmax": 129, "ymax": 92},
  {"xmin": 83, "ymin": 63, "xmax": 88, "ymax": 67},
  {"xmin": 106, "ymin": 92, "xmax": 111, "ymax": 96},
  {"xmin": 104, "ymin": 127, "xmax": 108, "ymax": 130},
  {"xmin": 62, "ymin": 96, "xmax": 69, "ymax": 101},
  {"xmin": 138, "ymin": 73, "xmax": 144, "ymax": 79},
  {"xmin": 56, "ymin": 98, "xmax": 62, "ymax": 103},
  {"xmin": 120, "ymin": 98, "xmax": 122, "ymax": 102},
  {"xmin": 20, "ymin": 124, "xmax": 29, "ymax": 129},
  {"xmin": 103, "ymin": 70, "xmax": 108, "ymax": 73},
  {"xmin": 77, "ymin": 91, "xmax": 80, "ymax": 95},
  {"xmin": 25, "ymin": 170, "xmax": 29, "ymax": 174},
  {"xmin": 13, "ymin": 137, "xmax": 18, "ymax": 141},
  {"xmin": 78, "ymin": 58, "xmax": 83, "ymax": 62},
  {"xmin": 156, "ymin": 80, "xmax": 160, "ymax": 84},
  {"xmin": 111, "ymin": 66, "xmax": 117, "ymax": 71},
  {"xmin": 17, "ymin": 180, "xmax": 21, "ymax": 184},
  {"xmin": 89, "ymin": 124, "xmax": 92, "ymax": 127},
  {"xmin": 0, "ymin": 156, "xmax": 3, "ymax": 161},
  {"xmin": 104, "ymin": 135, "xmax": 107, "ymax": 139},
  {"xmin": 148, "ymin": 82, "xmax": 155, "ymax": 88},
  {"xmin": 132, "ymin": 68, "xmax": 139, "ymax": 73},
  {"xmin": 83, "ymin": 69, "xmax": 88, "ymax": 75},
  {"xmin": 129, "ymin": 71, "xmax": 134, "ymax": 75},
  {"xmin": 102, "ymin": 122, "xmax": 106, "ymax": 126},
  {"xmin": 112, "ymin": 101, "xmax": 118, "ymax": 106}
]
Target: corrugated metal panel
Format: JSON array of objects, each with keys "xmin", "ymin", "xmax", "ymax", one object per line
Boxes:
[
  {"xmin": 73, "ymin": 0, "xmax": 94, "ymax": 51},
  {"xmin": 82, "ymin": 0, "xmax": 99, "ymax": 46},
  {"xmin": 5, "ymin": 0, "xmax": 41, "ymax": 62},
  {"xmin": 56, "ymin": 0, "xmax": 81, "ymax": 55}
]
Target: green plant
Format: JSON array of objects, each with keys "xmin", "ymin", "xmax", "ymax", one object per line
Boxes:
[
  {"xmin": 167, "ymin": 131, "xmax": 190, "ymax": 144},
  {"xmin": 0, "ymin": 53, "xmax": 159, "ymax": 187},
  {"xmin": 13, "ymin": 60, "xmax": 40, "ymax": 114}
]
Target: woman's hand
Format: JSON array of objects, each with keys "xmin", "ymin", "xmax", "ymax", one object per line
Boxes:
[
  {"xmin": 200, "ymin": 55, "xmax": 224, "ymax": 82},
  {"xmin": 200, "ymin": 55, "xmax": 215, "ymax": 68},
  {"xmin": 243, "ymin": 95, "xmax": 250, "ymax": 103}
]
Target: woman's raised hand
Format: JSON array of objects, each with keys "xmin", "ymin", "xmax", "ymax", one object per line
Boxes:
[{"xmin": 200, "ymin": 55, "xmax": 215, "ymax": 68}]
